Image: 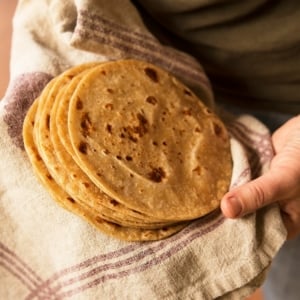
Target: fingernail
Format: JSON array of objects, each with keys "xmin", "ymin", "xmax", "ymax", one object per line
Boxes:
[{"xmin": 225, "ymin": 196, "xmax": 242, "ymax": 218}]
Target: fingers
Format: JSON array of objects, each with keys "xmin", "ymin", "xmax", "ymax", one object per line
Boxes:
[{"xmin": 221, "ymin": 172, "xmax": 283, "ymax": 218}]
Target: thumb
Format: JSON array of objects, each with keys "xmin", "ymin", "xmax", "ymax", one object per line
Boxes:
[{"xmin": 221, "ymin": 172, "xmax": 282, "ymax": 218}]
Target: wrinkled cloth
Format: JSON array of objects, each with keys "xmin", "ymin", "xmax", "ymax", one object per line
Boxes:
[{"xmin": 0, "ymin": 1, "xmax": 286, "ymax": 299}]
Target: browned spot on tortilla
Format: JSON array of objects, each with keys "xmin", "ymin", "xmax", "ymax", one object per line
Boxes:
[
  {"xmin": 106, "ymin": 124, "xmax": 112, "ymax": 134},
  {"xmin": 148, "ymin": 167, "xmax": 166, "ymax": 183},
  {"xmin": 78, "ymin": 141, "xmax": 88, "ymax": 154},
  {"xmin": 212, "ymin": 121, "xmax": 227, "ymax": 141},
  {"xmin": 110, "ymin": 199, "xmax": 119, "ymax": 206},
  {"xmin": 46, "ymin": 114, "xmax": 50, "ymax": 131},
  {"xmin": 146, "ymin": 96, "xmax": 157, "ymax": 105},
  {"xmin": 121, "ymin": 113, "xmax": 149, "ymax": 143},
  {"xmin": 76, "ymin": 98, "xmax": 83, "ymax": 110},
  {"xmin": 144, "ymin": 67, "xmax": 159, "ymax": 83},
  {"xmin": 80, "ymin": 112, "xmax": 93, "ymax": 137},
  {"xmin": 35, "ymin": 153, "xmax": 42, "ymax": 161},
  {"xmin": 135, "ymin": 113, "xmax": 148, "ymax": 136},
  {"xmin": 67, "ymin": 197, "xmax": 76, "ymax": 203},
  {"xmin": 46, "ymin": 174, "xmax": 53, "ymax": 181},
  {"xmin": 184, "ymin": 89, "xmax": 193, "ymax": 96}
]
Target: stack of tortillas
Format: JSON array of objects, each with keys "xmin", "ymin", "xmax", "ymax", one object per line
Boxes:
[{"xmin": 22, "ymin": 59, "xmax": 232, "ymax": 241}]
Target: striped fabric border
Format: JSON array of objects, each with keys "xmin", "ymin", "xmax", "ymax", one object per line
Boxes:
[{"xmin": 73, "ymin": 10, "xmax": 211, "ymax": 92}]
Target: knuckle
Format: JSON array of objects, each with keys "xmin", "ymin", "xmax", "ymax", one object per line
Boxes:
[{"xmin": 248, "ymin": 184, "xmax": 266, "ymax": 210}]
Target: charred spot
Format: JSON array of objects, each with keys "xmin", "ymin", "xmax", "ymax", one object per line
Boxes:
[
  {"xmin": 212, "ymin": 122, "xmax": 226, "ymax": 140},
  {"xmin": 116, "ymin": 155, "xmax": 122, "ymax": 160},
  {"xmin": 78, "ymin": 141, "xmax": 88, "ymax": 154},
  {"xmin": 144, "ymin": 67, "xmax": 159, "ymax": 83},
  {"xmin": 35, "ymin": 153, "xmax": 42, "ymax": 161},
  {"xmin": 184, "ymin": 89, "xmax": 193, "ymax": 96},
  {"xmin": 106, "ymin": 88, "xmax": 114, "ymax": 93},
  {"xmin": 121, "ymin": 113, "xmax": 148, "ymax": 142},
  {"xmin": 101, "ymin": 70, "xmax": 106, "ymax": 75},
  {"xmin": 162, "ymin": 141, "xmax": 167, "ymax": 146},
  {"xmin": 46, "ymin": 114, "xmax": 50, "ymax": 131},
  {"xmin": 194, "ymin": 127, "xmax": 201, "ymax": 133},
  {"xmin": 106, "ymin": 124, "xmax": 112, "ymax": 134},
  {"xmin": 83, "ymin": 182, "xmax": 90, "ymax": 188},
  {"xmin": 76, "ymin": 98, "xmax": 83, "ymax": 110},
  {"xmin": 110, "ymin": 199, "xmax": 119, "ymax": 206},
  {"xmin": 67, "ymin": 197, "xmax": 76, "ymax": 203},
  {"xmin": 125, "ymin": 155, "xmax": 132, "ymax": 161},
  {"xmin": 129, "ymin": 136, "xmax": 138, "ymax": 143},
  {"xmin": 147, "ymin": 167, "xmax": 166, "ymax": 183},
  {"xmin": 152, "ymin": 141, "xmax": 158, "ymax": 146},
  {"xmin": 146, "ymin": 96, "xmax": 157, "ymax": 105},
  {"xmin": 46, "ymin": 174, "xmax": 53, "ymax": 181},
  {"xmin": 80, "ymin": 112, "xmax": 93, "ymax": 137},
  {"xmin": 136, "ymin": 113, "xmax": 148, "ymax": 136},
  {"xmin": 103, "ymin": 149, "xmax": 110, "ymax": 155}
]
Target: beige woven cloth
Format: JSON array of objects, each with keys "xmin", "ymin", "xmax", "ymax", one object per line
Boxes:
[{"xmin": 0, "ymin": 1, "xmax": 286, "ymax": 299}]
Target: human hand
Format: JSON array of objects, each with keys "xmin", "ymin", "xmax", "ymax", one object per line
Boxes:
[{"xmin": 221, "ymin": 115, "xmax": 300, "ymax": 239}]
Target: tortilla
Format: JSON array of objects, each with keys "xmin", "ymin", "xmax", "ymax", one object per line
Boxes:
[
  {"xmin": 23, "ymin": 59, "xmax": 232, "ymax": 240},
  {"xmin": 67, "ymin": 59, "xmax": 232, "ymax": 221}
]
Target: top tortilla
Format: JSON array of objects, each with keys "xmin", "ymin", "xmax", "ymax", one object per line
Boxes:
[{"xmin": 67, "ymin": 59, "xmax": 232, "ymax": 221}]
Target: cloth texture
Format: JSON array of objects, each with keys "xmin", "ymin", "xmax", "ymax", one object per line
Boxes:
[{"xmin": 0, "ymin": 0, "xmax": 286, "ymax": 299}]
